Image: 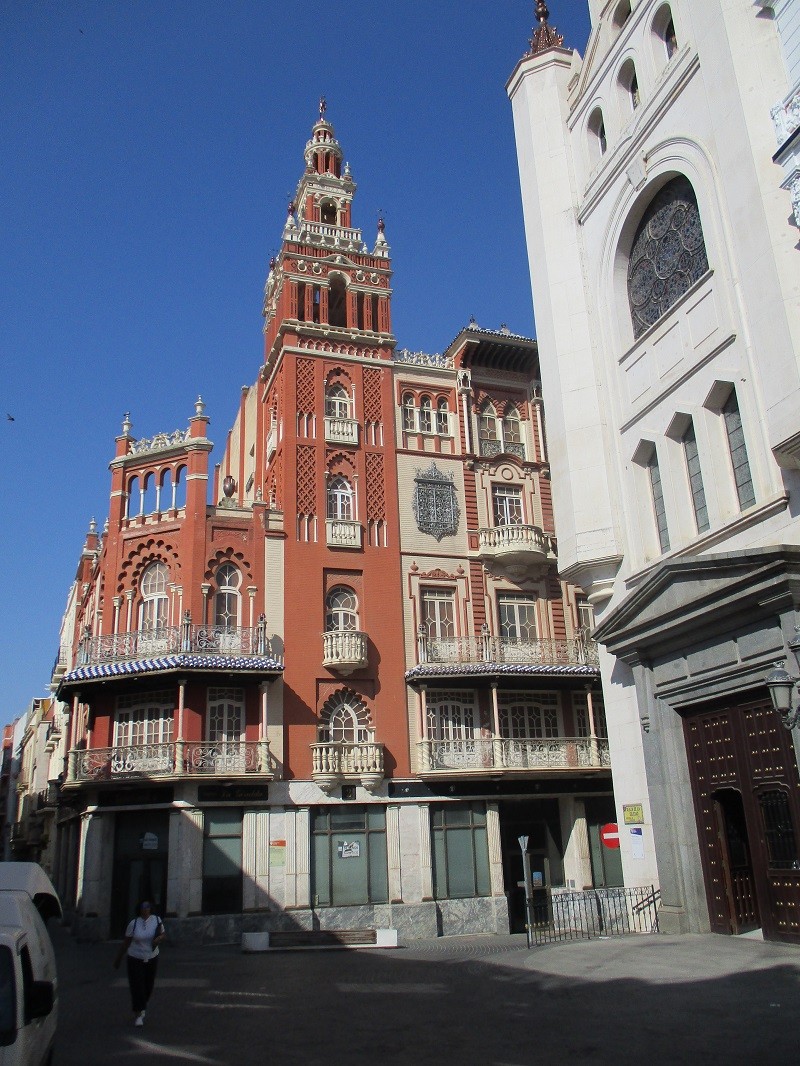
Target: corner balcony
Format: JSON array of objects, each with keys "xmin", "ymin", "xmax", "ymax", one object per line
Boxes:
[
  {"xmin": 477, "ymin": 524, "xmax": 552, "ymax": 570},
  {"xmin": 322, "ymin": 631, "xmax": 368, "ymax": 675},
  {"xmin": 324, "ymin": 416, "xmax": 359, "ymax": 446},
  {"xmin": 311, "ymin": 741, "xmax": 384, "ymax": 794},
  {"xmin": 409, "ymin": 630, "xmax": 599, "ymax": 683},
  {"xmin": 66, "ymin": 739, "xmax": 272, "ymax": 785},
  {"xmin": 326, "ymin": 519, "xmax": 362, "ymax": 549},
  {"xmin": 417, "ymin": 736, "xmax": 610, "ymax": 778}
]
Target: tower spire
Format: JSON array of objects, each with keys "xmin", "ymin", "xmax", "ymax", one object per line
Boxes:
[{"xmin": 528, "ymin": 1, "xmax": 564, "ymax": 56}]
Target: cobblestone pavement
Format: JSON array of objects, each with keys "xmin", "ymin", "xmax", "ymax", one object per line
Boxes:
[{"xmin": 51, "ymin": 923, "xmax": 800, "ymax": 1065}]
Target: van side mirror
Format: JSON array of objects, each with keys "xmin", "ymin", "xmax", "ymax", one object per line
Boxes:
[{"xmin": 27, "ymin": 981, "xmax": 54, "ymax": 1020}]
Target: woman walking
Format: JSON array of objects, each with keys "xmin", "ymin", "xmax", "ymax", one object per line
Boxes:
[{"xmin": 113, "ymin": 901, "xmax": 166, "ymax": 1026}]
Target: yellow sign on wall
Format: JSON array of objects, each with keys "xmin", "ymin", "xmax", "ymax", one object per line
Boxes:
[{"xmin": 623, "ymin": 804, "xmax": 644, "ymax": 825}]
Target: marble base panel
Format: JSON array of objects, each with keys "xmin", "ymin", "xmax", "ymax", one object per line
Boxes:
[{"xmin": 436, "ymin": 896, "xmax": 509, "ymax": 937}]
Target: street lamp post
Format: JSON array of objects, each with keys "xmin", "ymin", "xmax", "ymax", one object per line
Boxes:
[
  {"xmin": 764, "ymin": 625, "xmax": 800, "ymax": 767},
  {"xmin": 518, "ymin": 834, "xmax": 533, "ymax": 949}
]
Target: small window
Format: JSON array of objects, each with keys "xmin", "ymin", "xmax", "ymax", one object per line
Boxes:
[
  {"xmin": 682, "ymin": 421, "xmax": 709, "ymax": 533},
  {"xmin": 207, "ymin": 687, "xmax": 244, "ymax": 744},
  {"xmin": 421, "ymin": 588, "xmax": 455, "ymax": 642},
  {"xmin": 436, "ymin": 398, "xmax": 450, "ymax": 435},
  {"xmin": 499, "ymin": 691, "xmax": 560, "ymax": 739},
  {"xmin": 722, "ymin": 389, "xmax": 755, "ymax": 510},
  {"xmin": 431, "ymin": 803, "xmax": 491, "ymax": 900},
  {"xmin": 588, "ymin": 107, "xmax": 607, "ymax": 159},
  {"xmin": 321, "ymin": 201, "xmax": 337, "ymax": 225},
  {"xmin": 326, "ymin": 586, "xmax": 358, "ymax": 632},
  {"xmin": 139, "ymin": 562, "xmax": 169, "ymax": 633},
  {"xmin": 619, "ymin": 60, "xmax": 640, "ymax": 111},
  {"xmin": 319, "ymin": 690, "xmax": 372, "ymax": 743},
  {"xmin": 493, "ymin": 485, "xmax": 524, "ymax": 526},
  {"xmin": 613, "ymin": 1, "xmax": 632, "ymax": 29},
  {"xmin": 402, "ymin": 393, "xmax": 416, "ymax": 432},
  {"xmin": 647, "ymin": 449, "xmax": 670, "ymax": 553},
  {"xmin": 328, "ymin": 276, "xmax": 347, "ymax": 328},
  {"xmin": 214, "ymin": 563, "xmax": 241, "ymax": 628},
  {"xmin": 327, "ymin": 475, "xmax": 354, "ymax": 521},
  {"xmin": 325, "ymin": 383, "xmax": 350, "ymax": 419},
  {"xmin": 653, "ymin": 5, "xmax": 678, "ymax": 60},
  {"xmin": 497, "ymin": 593, "xmax": 537, "ymax": 643},
  {"xmin": 419, "ymin": 396, "xmax": 433, "ymax": 433},
  {"xmin": 478, "ymin": 403, "xmax": 500, "ymax": 457}
]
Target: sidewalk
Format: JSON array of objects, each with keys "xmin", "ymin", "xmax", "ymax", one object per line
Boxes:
[{"xmin": 51, "ymin": 924, "xmax": 800, "ymax": 1065}]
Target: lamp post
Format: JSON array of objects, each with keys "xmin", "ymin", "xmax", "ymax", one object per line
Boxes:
[
  {"xmin": 764, "ymin": 625, "xmax": 800, "ymax": 768},
  {"xmin": 518, "ymin": 834, "xmax": 533, "ymax": 949}
]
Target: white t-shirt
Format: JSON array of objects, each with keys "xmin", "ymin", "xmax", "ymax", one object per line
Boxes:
[{"xmin": 125, "ymin": 914, "xmax": 162, "ymax": 961}]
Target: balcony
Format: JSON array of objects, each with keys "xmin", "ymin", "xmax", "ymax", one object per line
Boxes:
[
  {"xmin": 322, "ymin": 631, "xmax": 368, "ymax": 675},
  {"xmin": 324, "ymin": 416, "xmax": 359, "ymax": 446},
  {"xmin": 77, "ymin": 621, "xmax": 282, "ymax": 668},
  {"xmin": 326, "ymin": 519, "xmax": 362, "ymax": 549},
  {"xmin": 415, "ymin": 632, "xmax": 599, "ymax": 672},
  {"xmin": 311, "ymin": 741, "xmax": 384, "ymax": 794},
  {"xmin": 66, "ymin": 740, "xmax": 272, "ymax": 784},
  {"xmin": 417, "ymin": 736, "xmax": 610, "ymax": 777},
  {"xmin": 478, "ymin": 524, "xmax": 551, "ymax": 570},
  {"xmin": 298, "ymin": 220, "xmax": 366, "ymax": 253}
]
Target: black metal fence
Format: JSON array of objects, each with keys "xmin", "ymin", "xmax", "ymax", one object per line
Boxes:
[{"xmin": 530, "ymin": 886, "xmax": 660, "ymax": 945}]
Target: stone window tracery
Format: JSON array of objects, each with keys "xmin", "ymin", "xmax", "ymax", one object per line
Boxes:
[{"xmin": 627, "ymin": 176, "xmax": 710, "ymax": 339}]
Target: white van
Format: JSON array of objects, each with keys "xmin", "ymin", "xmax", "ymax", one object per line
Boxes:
[{"xmin": 0, "ymin": 865, "xmax": 60, "ymax": 1066}]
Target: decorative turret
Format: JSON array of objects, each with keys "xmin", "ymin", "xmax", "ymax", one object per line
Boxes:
[{"xmin": 527, "ymin": 1, "xmax": 564, "ymax": 56}]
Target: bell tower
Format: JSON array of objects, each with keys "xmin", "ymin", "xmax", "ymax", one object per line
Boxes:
[{"xmin": 256, "ymin": 102, "xmax": 409, "ymax": 787}]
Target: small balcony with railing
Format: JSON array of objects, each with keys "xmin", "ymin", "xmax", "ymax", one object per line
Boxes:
[
  {"xmin": 322, "ymin": 631, "xmax": 368, "ymax": 675},
  {"xmin": 326, "ymin": 519, "xmax": 362, "ymax": 549},
  {"xmin": 324, "ymin": 416, "xmax": 359, "ymax": 446},
  {"xmin": 311, "ymin": 740, "xmax": 384, "ymax": 794},
  {"xmin": 416, "ymin": 735, "xmax": 610, "ymax": 778},
  {"xmin": 477, "ymin": 524, "xmax": 553, "ymax": 570},
  {"xmin": 66, "ymin": 739, "xmax": 273, "ymax": 785},
  {"xmin": 409, "ymin": 626, "xmax": 599, "ymax": 682}
]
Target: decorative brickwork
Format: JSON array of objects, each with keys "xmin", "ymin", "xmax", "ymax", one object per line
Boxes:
[
  {"xmin": 296, "ymin": 446, "xmax": 317, "ymax": 516},
  {"xmin": 366, "ymin": 452, "xmax": 386, "ymax": 522},
  {"xmin": 363, "ymin": 367, "xmax": 383, "ymax": 423},
  {"xmin": 296, "ymin": 358, "xmax": 316, "ymax": 415}
]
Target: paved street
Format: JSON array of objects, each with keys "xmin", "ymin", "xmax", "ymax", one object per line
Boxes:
[{"xmin": 51, "ymin": 923, "xmax": 800, "ymax": 1065}]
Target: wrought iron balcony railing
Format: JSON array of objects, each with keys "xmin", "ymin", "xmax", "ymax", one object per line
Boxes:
[
  {"xmin": 311, "ymin": 741, "xmax": 384, "ymax": 794},
  {"xmin": 78, "ymin": 620, "xmax": 282, "ymax": 667},
  {"xmin": 417, "ymin": 736, "xmax": 610, "ymax": 774},
  {"xmin": 416, "ymin": 631, "xmax": 599, "ymax": 668},
  {"xmin": 322, "ymin": 630, "xmax": 368, "ymax": 674},
  {"xmin": 67, "ymin": 740, "xmax": 271, "ymax": 783}
]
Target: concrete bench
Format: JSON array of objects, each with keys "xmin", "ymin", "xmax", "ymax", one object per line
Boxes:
[{"xmin": 242, "ymin": 928, "xmax": 398, "ymax": 952}]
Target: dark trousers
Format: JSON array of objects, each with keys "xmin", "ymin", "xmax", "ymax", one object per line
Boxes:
[{"xmin": 126, "ymin": 955, "xmax": 158, "ymax": 1013}]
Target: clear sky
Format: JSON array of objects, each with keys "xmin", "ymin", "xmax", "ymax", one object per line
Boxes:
[{"xmin": 0, "ymin": 1, "xmax": 591, "ymax": 721}]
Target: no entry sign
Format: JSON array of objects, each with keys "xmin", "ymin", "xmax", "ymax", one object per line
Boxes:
[{"xmin": 600, "ymin": 822, "xmax": 621, "ymax": 849}]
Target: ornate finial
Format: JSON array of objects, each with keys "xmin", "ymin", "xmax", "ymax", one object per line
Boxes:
[
  {"xmin": 528, "ymin": 0, "xmax": 564, "ymax": 55},
  {"xmin": 88, "ymin": 517, "xmax": 97, "ymax": 535},
  {"xmin": 319, "ymin": 96, "xmax": 327, "ymax": 121},
  {"xmin": 121, "ymin": 412, "xmax": 132, "ymax": 436},
  {"xmin": 195, "ymin": 395, "xmax": 205, "ymax": 417},
  {"xmin": 343, "ymin": 161, "xmax": 352, "ymax": 178},
  {"xmin": 269, "ymin": 255, "xmax": 276, "ymax": 271},
  {"xmin": 222, "ymin": 475, "xmax": 236, "ymax": 499},
  {"xmin": 377, "ymin": 216, "xmax": 385, "ymax": 234},
  {"xmin": 287, "ymin": 199, "xmax": 295, "ymax": 217},
  {"xmin": 468, "ymin": 314, "xmax": 478, "ymax": 328}
]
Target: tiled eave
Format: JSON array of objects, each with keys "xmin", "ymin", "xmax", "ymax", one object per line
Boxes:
[
  {"xmin": 405, "ymin": 663, "xmax": 600, "ymax": 682},
  {"xmin": 58, "ymin": 654, "xmax": 284, "ymax": 693}
]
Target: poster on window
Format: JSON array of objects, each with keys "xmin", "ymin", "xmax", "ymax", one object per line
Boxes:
[{"xmin": 337, "ymin": 840, "xmax": 360, "ymax": 859}]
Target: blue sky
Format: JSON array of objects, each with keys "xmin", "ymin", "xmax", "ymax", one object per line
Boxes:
[{"xmin": 0, "ymin": 1, "xmax": 591, "ymax": 720}]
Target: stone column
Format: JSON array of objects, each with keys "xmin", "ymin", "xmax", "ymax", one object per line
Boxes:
[
  {"xmin": 386, "ymin": 805, "xmax": 402, "ymax": 903},
  {"xmin": 418, "ymin": 804, "xmax": 433, "ymax": 901},
  {"xmin": 560, "ymin": 797, "xmax": 593, "ymax": 890},
  {"xmin": 486, "ymin": 803, "xmax": 505, "ymax": 897}
]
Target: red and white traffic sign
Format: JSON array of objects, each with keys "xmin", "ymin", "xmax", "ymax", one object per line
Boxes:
[{"xmin": 600, "ymin": 822, "xmax": 621, "ymax": 849}]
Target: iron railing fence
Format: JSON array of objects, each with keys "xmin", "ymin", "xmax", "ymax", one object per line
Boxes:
[{"xmin": 531, "ymin": 886, "xmax": 660, "ymax": 945}]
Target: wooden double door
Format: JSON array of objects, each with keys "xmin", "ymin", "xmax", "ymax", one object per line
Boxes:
[{"xmin": 684, "ymin": 695, "xmax": 800, "ymax": 943}]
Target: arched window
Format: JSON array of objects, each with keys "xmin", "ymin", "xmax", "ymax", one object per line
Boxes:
[
  {"xmin": 139, "ymin": 562, "xmax": 169, "ymax": 633},
  {"xmin": 402, "ymin": 392, "xmax": 416, "ymax": 432},
  {"xmin": 588, "ymin": 107, "xmax": 607, "ymax": 160},
  {"xmin": 612, "ymin": 0, "xmax": 631, "ymax": 30},
  {"xmin": 627, "ymin": 176, "xmax": 710, "ymax": 339},
  {"xmin": 325, "ymin": 586, "xmax": 358, "ymax": 632},
  {"xmin": 325, "ymin": 383, "xmax": 350, "ymax": 419},
  {"xmin": 321, "ymin": 200, "xmax": 337, "ymax": 225},
  {"xmin": 327, "ymin": 475, "xmax": 354, "ymax": 520},
  {"xmin": 214, "ymin": 563, "xmax": 241, "ymax": 629},
  {"xmin": 619, "ymin": 59, "xmax": 640, "ymax": 111},
  {"xmin": 328, "ymin": 275, "xmax": 347, "ymax": 328},
  {"xmin": 478, "ymin": 402, "xmax": 500, "ymax": 457},
  {"xmin": 502, "ymin": 406, "xmax": 524, "ymax": 459},
  {"xmin": 127, "ymin": 475, "xmax": 140, "ymax": 519},
  {"xmin": 436, "ymin": 398, "xmax": 450, "ymax": 435},
  {"xmin": 320, "ymin": 691, "xmax": 372, "ymax": 743},
  {"xmin": 653, "ymin": 5, "xmax": 678, "ymax": 60},
  {"xmin": 419, "ymin": 396, "xmax": 433, "ymax": 433}
]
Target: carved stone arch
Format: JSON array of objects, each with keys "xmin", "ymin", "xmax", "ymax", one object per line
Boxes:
[
  {"xmin": 325, "ymin": 365, "xmax": 353, "ymax": 388},
  {"xmin": 318, "ymin": 688, "xmax": 373, "ymax": 742},
  {"xmin": 117, "ymin": 538, "xmax": 180, "ymax": 595},
  {"xmin": 327, "ymin": 451, "xmax": 356, "ymax": 477},
  {"xmin": 204, "ymin": 546, "xmax": 253, "ymax": 584}
]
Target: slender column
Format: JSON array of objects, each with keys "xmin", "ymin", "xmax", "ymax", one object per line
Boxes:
[
  {"xmin": 490, "ymin": 681, "xmax": 502, "ymax": 769},
  {"xmin": 201, "ymin": 584, "xmax": 211, "ymax": 625},
  {"xmin": 171, "ymin": 472, "xmax": 177, "ymax": 511},
  {"xmin": 155, "ymin": 477, "xmax": 162, "ymax": 514},
  {"xmin": 486, "ymin": 803, "xmax": 505, "ymax": 897},
  {"xmin": 139, "ymin": 482, "xmax": 145, "ymax": 516},
  {"xmin": 418, "ymin": 804, "xmax": 433, "ymax": 901},
  {"xmin": 586, "ymin": 685, "xmax": 599, "ymax": 766},
  {"xmin": 112, "ymin": 596, "xmax": 121, "ymax": 635},
  {"xmin": 248, "ymin": 587, "xmax": 257, "ymax": 628},
  {"xmin": 386, "ymin": 805, "xmax": 402, "ymax": 903},
  {"xmin": 125, "ymin": 590, "xmax": 134, "ymax": 632},
  {"xmin": 259, "ymin": 681, "xmax": 270, "ymax": 772},
  {"xmin": 176, "ymin": 679, "xmax": 186, "ymax": 775}
]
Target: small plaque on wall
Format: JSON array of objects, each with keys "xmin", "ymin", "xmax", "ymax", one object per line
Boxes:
[{"xmin": 623, "ymin": 803, "xmax": 644, "ymax": 825}]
